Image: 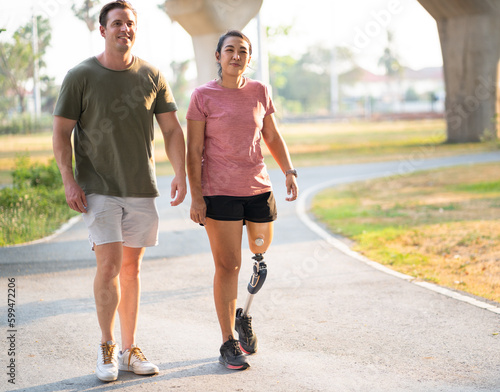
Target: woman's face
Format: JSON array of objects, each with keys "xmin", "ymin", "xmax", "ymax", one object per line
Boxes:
[{"xmin": 217, "ymin": 36, "xmax": 251, "ymax": 78}]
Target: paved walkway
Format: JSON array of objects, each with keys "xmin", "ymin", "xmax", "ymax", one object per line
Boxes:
[{"xmin": 1, "ymin": 152, "xmax": 500, "ymax": 391}]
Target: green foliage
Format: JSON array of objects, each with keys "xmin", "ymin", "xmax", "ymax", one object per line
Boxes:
[
  {"xmin": 266, "ymin": 25, "xmax": 292, "ymax": 39},
  {"xmin": 0, "ymin": 156, "xmax": 76, "ymax": 246},
  {"xmin": 404, "ymin": 87, "xmax": 419, "ymax": 102},
  {"xmin": 72, "ymin": 0, "xmax": 101, "ymax": 32},
  {"xmin": 12, "ymin": 156, "xmax": 62, "ymax": 189},
  {"xmin": 0, "ymin": 182, "xmax": 64, "ymax": 212},
  {"xmin": 269, "ymin": 44, "xmax": 357, "ymax": 115},
  {"xmin": 0, "ymin": 16, "xmax": 52, "ymax": 115},
  {"xmin": 0, "ymin": 22, "xmax": 57, "ymax": 132},
  {"xmin": 0, "ymin": 113, "xmax": 53, "ymax": 135},
  {"xmin": 170, "ymin": 60, "xmax": 191, "ymax": 120},
  {"xmin": 269, "ymin": 49, "xmax": 330, "ymax": 114},
  {"xmin": 378, "ymin": 30, "xmax": 402, "ymax": 77}
]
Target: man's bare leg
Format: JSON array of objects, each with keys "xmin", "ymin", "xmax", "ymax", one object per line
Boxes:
[
  {"xmin": 118, "ymin": 246, "xmax": 145, "ymax": 350},
  {"xmin": 94, "ymin": 242, "xmax": 123, "ymax": 344}
]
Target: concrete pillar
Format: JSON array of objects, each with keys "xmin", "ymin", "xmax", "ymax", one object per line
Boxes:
[
  {"xmin": 418, "ymin": 0, "xmax": 500, "ymax": 142},
  {"xmin": 255, "ymin": 12, "xmax": 270, "ymax": 87},
  {"xmin": 163, "ymin": 0, "xmax": 263, "ymax": 85}
]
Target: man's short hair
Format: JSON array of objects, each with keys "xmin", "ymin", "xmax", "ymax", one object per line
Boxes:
[{"xmin": 99, "ymin": 0, "xmax": 137, "ymax": 28}]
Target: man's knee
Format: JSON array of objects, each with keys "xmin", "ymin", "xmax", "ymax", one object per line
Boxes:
[
  {"xmin": 95, "ymin": 242, "xmax": 123, "ymax": 280},
  {"xmin": 120, "ymin": 263, "xmax": 141, "ymax": 281},
  {"xmin": 96, "ymin": 262, "xmax": 121, "ymax": 281}
]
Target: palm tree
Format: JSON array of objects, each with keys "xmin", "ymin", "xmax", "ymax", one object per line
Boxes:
[
  {"xmin": 71, "ymin": 0, "xmax": 100, "ymax": 54},
  {"xmin": 72, "ymin": 0, "xmax": 100, "ymax": 32},
  {"xmin": 378, "ymin": 30, "xmax": 402, "ymax": 111}
]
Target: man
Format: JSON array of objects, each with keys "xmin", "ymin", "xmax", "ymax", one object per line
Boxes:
[{"xmin": 52, "ymin": 1, "xmax": 186, "ymax": 382}]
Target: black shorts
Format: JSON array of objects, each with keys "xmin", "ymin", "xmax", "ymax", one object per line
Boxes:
[{"xmin": 204, "ymin": 191, "xmax": 277, "ymax": 223}]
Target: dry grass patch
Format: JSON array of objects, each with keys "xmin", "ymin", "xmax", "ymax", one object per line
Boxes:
[
  {"xmin": 361, "ymin": 221, "xmax": 500, "ymax": 302},
  {"xmin": 313, "ymin": 162, "xmax": 500, "ymax": 303}
]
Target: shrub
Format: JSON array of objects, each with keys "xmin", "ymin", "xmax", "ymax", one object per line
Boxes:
[
  {"xmin": 0, "ymin": 113, "xmax": 53, "ymax": 135},
  {"xmin": 12, "ymin": 156, "xmax": 63, "ymax": 189},
  {"xmin": 0, "ymin": 156, "xmax": 76, "ymax": 246}
]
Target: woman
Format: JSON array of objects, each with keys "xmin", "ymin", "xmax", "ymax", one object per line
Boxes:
[{"xmin": 186, "ymin": 30, "xmax": 298, "ymax": 370}]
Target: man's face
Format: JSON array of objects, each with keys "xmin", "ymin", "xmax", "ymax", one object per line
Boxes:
[{"xmin": 100, "ymin": 8, "xmax": 137, "ymax": 52}]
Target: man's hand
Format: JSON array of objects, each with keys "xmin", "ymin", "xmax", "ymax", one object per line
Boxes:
[
  {"xmin": 170, "ymin": 175, "xmax": 187, "ymax": 206},
  {"xmin": 64, "ymin": 179, "xmax": 88, "ymax": 213}
]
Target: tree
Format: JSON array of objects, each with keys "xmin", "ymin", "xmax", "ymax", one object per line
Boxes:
[
  {"xmin": 266, "ymin": 25, "xmax": 292, "ymax": 41},
  {"xmin": 169, "ymin": 60, "xmax": 190, "ymax": 116},
  {"xmin": 378, "ymin": 30, "xmax": 402, "ymax": 77},
  {"xmin": 404, "ymin": 87, "xmax": 420, "ymax": 102},
  {"xmin": 269, "ymin": 50, "xmax": 329, "ymax": 114},
  {"xmin": 40, "ymin": 75, "xmax": 59, "ymax": 114},
  {"xmin": 0, "ymin": 17, "xmax": 51, "ymax": 113},
  {"xmin": 72, "ymin": 0, "xmax": 100, "ymax": 32},
  {"xmin": 269, "ymin": 45, "xmax": 357, "ymax": 115},
  {"xmin": 378, "ymin": 30, "xmax": 402, "ymax": 111}
]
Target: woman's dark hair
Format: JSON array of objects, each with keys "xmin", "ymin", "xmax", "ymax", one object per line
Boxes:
[
  {"xmin": 99, "ymin": 0, "xmax": 137, "ymax": 28},
  {"xmin": 215, "ymin": 30, "xmax": 252, "ymax": 78}
]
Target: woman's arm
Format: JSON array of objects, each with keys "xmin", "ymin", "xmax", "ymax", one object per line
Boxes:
[
  {"xmin": 261, "ymin": 113, "xmax": 298, "ymax": 201},
  {"xmin": 187, "ymin": 119, "xmax": 207, "ymax": 224}
]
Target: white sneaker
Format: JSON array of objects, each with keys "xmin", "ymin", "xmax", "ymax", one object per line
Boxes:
[
  {"xmin": 96, "ymin": 341, "xmax": 119, "ymax": 382},
  {"xmin": 118, "ymin": 345, "xmax": 159, "ymax": 375}
]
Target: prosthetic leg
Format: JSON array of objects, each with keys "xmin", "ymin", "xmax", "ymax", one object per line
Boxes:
[
  {"xmin": 242, "ymin": 252, "xmax": 267, "ymax": 316},
  {"xmin": 235, "ymin": 234, "xmax": 270, "ymax": 355}
]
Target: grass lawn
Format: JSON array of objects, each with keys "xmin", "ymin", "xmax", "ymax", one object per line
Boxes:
[
  {"xmin": 266, "ymin": 118, "xmax": 498, "ymax": 168},
  {"xmin": 312, "ymin": 162, "xmax": 500, "ymax": 303},
  {"xmin": 2, "ymin": 118, "xmax": 498, "ymax": 183}
]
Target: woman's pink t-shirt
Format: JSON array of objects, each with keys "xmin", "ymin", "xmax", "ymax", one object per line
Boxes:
[{"xmin": 186, "ymin": 78, "xmax": 275, "ymax": 197}]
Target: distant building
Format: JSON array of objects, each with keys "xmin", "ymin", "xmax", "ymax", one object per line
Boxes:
[{"xmin": 339, "ymin": 66, "xmax": 444, "ymax": 116}]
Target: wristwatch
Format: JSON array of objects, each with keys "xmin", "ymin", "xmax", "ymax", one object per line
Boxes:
[{"xmin": 285, "ymin": 169, "xmax": 298, "ymax": 178}]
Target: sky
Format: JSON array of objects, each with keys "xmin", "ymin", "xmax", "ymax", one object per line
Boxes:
[{"xmin": 0, "ymin": 0, "xmax": 442, "ymax": 84}]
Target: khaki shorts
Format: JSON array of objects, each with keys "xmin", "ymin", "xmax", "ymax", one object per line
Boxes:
[{"xmin": 82, "ymin": 194, "xmax": 159, "ymax": 249}]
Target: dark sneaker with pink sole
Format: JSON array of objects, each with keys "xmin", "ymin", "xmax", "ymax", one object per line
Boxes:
[
  {"xmin": 235, "ymin": 307, "xmax": 258, "ymax": 354},
  {"xmin": 219, "ymin": 336, "xmax": 250, "ymax": 370}
]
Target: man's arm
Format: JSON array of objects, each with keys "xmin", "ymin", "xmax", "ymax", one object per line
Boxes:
[
  {"xmin": 155, "ymin": 111, "xmax": 187, "ymax": 206},
  {"xmin": 52, "ymin": 115, "xmax": 88, "ymax": 212}
]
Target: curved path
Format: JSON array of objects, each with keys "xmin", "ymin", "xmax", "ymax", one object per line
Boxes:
[{"xmin": 1, "ymin": 152, "xmax": 500, "ymax": 391}]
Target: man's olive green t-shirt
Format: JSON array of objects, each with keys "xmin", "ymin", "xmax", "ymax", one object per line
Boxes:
[{"xmin": 53, "ymin": 56, "xmax": 177, "ymax": 197}]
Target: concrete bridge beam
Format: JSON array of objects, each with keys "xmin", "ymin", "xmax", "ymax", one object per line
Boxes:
[{"xmin": 163, "ymin": 0, "xmax": 263, "ymax": 85}]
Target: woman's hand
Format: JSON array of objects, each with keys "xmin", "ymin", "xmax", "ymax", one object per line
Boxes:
[
  {"xmin": 190, "ymin": 195, "xmax": 207, "ymax": 225},
  {"xmin": 286, "ymin": 174, "xmax": 298, "ymax": 202}
]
